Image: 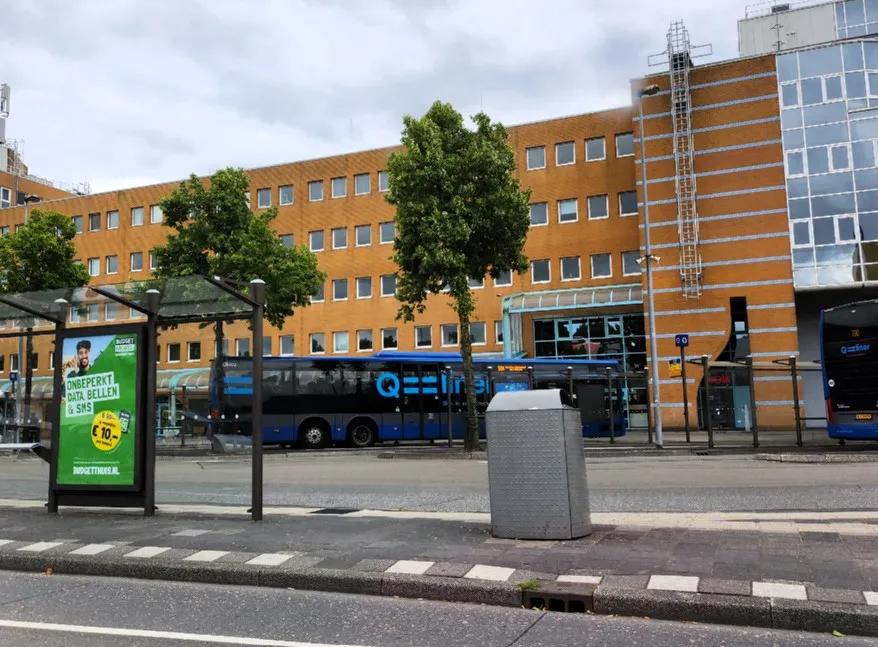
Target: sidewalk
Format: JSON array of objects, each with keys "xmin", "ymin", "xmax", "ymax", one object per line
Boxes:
[{"xmin": 0, "ymin": 501, "xmax": 876, "ymax": 636}]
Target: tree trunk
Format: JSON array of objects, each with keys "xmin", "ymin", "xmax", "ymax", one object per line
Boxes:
[{"xmin": 459, "ymin": 313, "xmax": 481, "ymax": 452}]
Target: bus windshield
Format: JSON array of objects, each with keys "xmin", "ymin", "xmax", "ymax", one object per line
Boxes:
[{"xmin": 822, "ymin": 300, "xmax": 878, "ymax": 414}]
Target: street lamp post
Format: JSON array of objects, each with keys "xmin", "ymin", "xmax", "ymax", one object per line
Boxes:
[{"xmin": 638, "ymin": 83, "xmax": 664, "ymax": 448}]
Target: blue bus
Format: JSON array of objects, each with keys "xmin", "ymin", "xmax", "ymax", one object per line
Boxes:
[
  {"xmin": 821, "ymin": 299, "xmax": 878, "ymax": 440},
  {"xmin": 209, "ymin": 351, "xmax": 624, "ymax": 449}
]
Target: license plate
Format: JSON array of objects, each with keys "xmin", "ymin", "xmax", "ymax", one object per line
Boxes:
[{"xmin": 856, "ymin": 413, "xmax": 873, "ymax": 420}]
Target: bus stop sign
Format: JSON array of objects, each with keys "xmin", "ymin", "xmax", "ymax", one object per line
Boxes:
[{"xmin": 675, "ymin": 334, "xmax": 690, "ymax": 349}]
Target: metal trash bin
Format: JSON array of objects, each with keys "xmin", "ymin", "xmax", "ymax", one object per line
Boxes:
[{"xmin": 485, "ymin": 388, "xmax": 591, "ymax": 540}]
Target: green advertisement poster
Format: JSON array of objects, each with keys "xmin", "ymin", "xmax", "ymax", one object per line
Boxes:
[{"xmin": 56, "ymin": 331, "xmax": 139, "ymax": 486}]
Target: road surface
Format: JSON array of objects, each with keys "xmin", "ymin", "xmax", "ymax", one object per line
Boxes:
[
  {"xmin": 0, "ymin": 571, "xmax": 868, "ymax": 646},
  {"xmin": 2, "ymin": 453, "xmax": 876, "ymax": 513}
]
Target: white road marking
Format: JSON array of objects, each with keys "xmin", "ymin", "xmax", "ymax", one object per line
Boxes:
[
  {"xmin": 0, "ymin": 539, "xmax": 13, "ymax": 547},
  {"xmin": 385, "ymin": 560, "xmax": 434, "ymax": 575},
  {"xmin": 17, "ymin": 542, "xmax": 62, "ymax": 553},
  {"xmin": 0, "ymin": 619, "xmax": 373, "ymax": 646},
  {"xmin": 464, "ymin": 565, "xmax": 515, "ymax": 581},
  {"xmin": 69, "ymin": 544, "xmax": 114, "ymax": 556},
  {"xmin": 557, "ymin": 575, "xmax": 603, "ymax": 584},
  {"xmin": 184, "ymin": 550, "xmax": 229, "ymax": 563},
  {"xmin": 864, "ymin": 591, "xmax": 878, "ymax": 605},
  {"xmin": 246, "ymin": 553, "xmax": 295, "ymax": 567},
  {"xmin": 648, "ymin": 575, "xmax": 700, "ymax": 593},
  {"xmin": 751, "ymin": 582, "xmax": 808, "ymax": 600},
  {"xmin": 173, "ymin": 529, "xmax": 212, "ymax": 537},
  {"xmin": 124, "ymin": 546, "xmax": 171, "ymax": 558}
]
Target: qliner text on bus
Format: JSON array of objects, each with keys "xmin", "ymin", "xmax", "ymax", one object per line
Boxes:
[{"xmin": 375, "ymin": 372, "xmax": 488, "ymax": 398}]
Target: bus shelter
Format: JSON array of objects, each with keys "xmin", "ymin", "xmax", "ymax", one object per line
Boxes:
[{"xmin": 0, "ymin": 275, "xmax": 268, "ymax": 520}]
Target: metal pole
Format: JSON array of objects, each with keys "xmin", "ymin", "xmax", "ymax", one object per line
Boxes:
[
  {"xmin": 606, "ymin": 367, "xmax": 615, "ymax": 444},
  {"xmin": 567, "ymin": 367, "xmax": 574, "ymax": 397},
  {"xmin": 746, "ymin": 355, "xmax": 759, "ymax": 448},
  {"xmin": 790, "ymin": 355, "xmax": 803, "ymax": 447},
  {"xmin": 144, "ymin": 289, "xmax": 160, "ymax": 517},
  {"xmin": 250, "ymin": 279, "xmax": 265, "ymax": 522},
  {"xmin": 701, "ymin": 354, "xmax": 714, "ymax": 448},
  {"xmin": 639, "ymin": 93, "xmax": 663, "ymax": 449},
  {"xmin": 681, "ymin": 345, "xmax": 690, "ymax": 443},
  {"xmin": 48, "ymin": 299, "xmax": 68, "ymax": 514},
  {"xmin": 446, "ymin": 366, "xmax": 453, "ymax": 448}
]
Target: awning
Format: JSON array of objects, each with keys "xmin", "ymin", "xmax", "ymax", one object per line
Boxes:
[
  {"xmin": 502, "ymin": 283, "xmax": 642, "ymax": 315},
  {"xmin": 0, "ymin": 367, "xmax": 212, "ymax": 398}
]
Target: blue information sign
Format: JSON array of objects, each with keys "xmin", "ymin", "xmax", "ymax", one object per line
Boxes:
[{"xmin": 674, "ymin": 334, "xmax": 690, "ymax": 349}]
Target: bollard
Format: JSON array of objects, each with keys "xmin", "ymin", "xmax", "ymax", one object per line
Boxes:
[{"xmin": 701, "ymin": 355, "xmax": 714, "ymax": 448}]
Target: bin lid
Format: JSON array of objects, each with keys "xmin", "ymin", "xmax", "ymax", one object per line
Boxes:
[{"xmin": 486, "ymin": 388, "xmax": 576, "ymax": 412}]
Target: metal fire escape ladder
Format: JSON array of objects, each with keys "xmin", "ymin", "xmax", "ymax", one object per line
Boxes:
[{"xmin": 668, "ymin": 21, "xmax": 703, "ymax": 299}]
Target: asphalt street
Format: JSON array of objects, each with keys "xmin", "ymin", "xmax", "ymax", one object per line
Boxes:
[
  {"xmin": 0, "ymin": 571, "xmax": 869, "ymax": 646},
  {"xmin": 2, "ymin": 453, "xmax": 877, "ymax": 513}
]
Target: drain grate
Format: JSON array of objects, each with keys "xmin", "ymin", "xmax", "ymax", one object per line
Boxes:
[
  {"xmin": 694, "ymin": 450, "xmax": 711, "ymax": 456},
  {"xmin": 311, "ymin": 508, "xmax": 360, "ymax": 515},
  {"xmin": 521, "ymin": 582, "xmax": 595, "ymax": 613}
]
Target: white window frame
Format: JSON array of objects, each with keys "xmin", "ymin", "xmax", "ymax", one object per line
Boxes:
[
  {"xmin": 622, "ymin": 251, "xmax": 641, "ymax": 276},
  {"xmin": 378, "ymin": 170, "xmax": 390, "ymax": 192},
  {"xmin": 310, "ymin": 333, "xmax": 326, "ymax": 355},
  {"xmin": 187, "ymin": 342, "xmax": 201, "ymax": 362},
  {"xmin": 380, "ymin": 274, "xmax": 396, "ymax": 297},
  {"xmin": 0, "ymin": 187, "xmax": 10, "ymax": 208},
  {"xmin": 167, "ymin": 343, "xmax": 181, "ymax": 364},
  {"xmin": 381, "ymin": 327, "xmax": 398, "ymax": 350},
  {"xmin": 558, "ymin": 198, "xmax": 578, "ymax": 224},
  {"xmin": 588, "ymin": 194, "xmax": 610, "ymax": 220},
  {"xmin": 356, "ymin": 276, "xmax": 372, "ymax": 299},
  {"xmin": 468, "ymin": 276, "xmax": 485, "ymax": 290},
  {"xmin": 149, "ymin": 204, "xmax": 163, "ymax": 224},
  {"xmin": 355, "ymin": 224, "xmax": 371, "ymax": 247},
  {"xmin": 494, "ymin": 269, "xmax": 512, "ymax": 287},
  {"xmin": 106, "ymin": 255, "xmax": 118, "ymax": 275},
  {"xmin": 555, "ymin": 141, "xmax": 575, "ymax": 166},
  {"xmin": 106, "ymin": 210, "xmax": 119, "ymax": 230},
  {"xmin": 280, "ymin": 233, "xmax": 294, "ymax": 248},
  {"xmin": 105, "ymin": 302, "xmax": 117, "ymax": 321},
  {"xmin": 829, "ymin": 143, "xmax": 851, "ymax": 171},
  {"xmin": 309, "ymin": 230, "xmax": 325, "ymax": 252},
  {"xmin": 440, "ymin": 323, "xmax": 459, "ymax": 347},
  {"xmin": 311, "ymin": 283, "xmax": 325, "ymax": 303},
  {"xmin": 279, "ymin": 335, "xmax": 294, "ymax": 356},
  {"xmin": 279, "ymin": 184, "xmax": 294, "ymax": 205},
  {"xmin": 836, "ymin": 214, "xmax": 858, "ymax": 242},
  {"xmin": 591, "ymin": 253, "xmax": 613, "ymax": 279},
  {"xmin": 529, "ymin": 202, "xmax": 549, "ymax": 227},
  {"xmin": 379, "ymin": 221, "xmax": 395, "ymax": 244},
  {"xmin": 470, "ymin": 322, "xmax": 487, "ymax": 346},
  {"xmin": 149, "ymin": 252, "xmax": 157, "ymax": 270},
  {"xmin": 615, "ymin": 132, "xmax": 635, "ymax": 158},
  {"xmin": 786, "ymin": 149, "xmax": 807, "ymax": 177},
  {"xmin": 585, "ymin": 136, "xmax": 606, "ymax": 161},
  {"xmin": 257, "ymin": 187, "xmax": 271, "ymax": 209},
  {"xmin": 333, "ymin": 331, "xmax": 350, "ymax": 354},
  {"xmin": 331, "ymin": 227, "xmax": 347, "ymax": 250},
  {"xmin": 332, "ymin": 279, "xmax": 348, "ymax": 301},
  {"xmin": 131, "ymin": 207, "xmax": 144, "ymax": 226},
  {"xmin": 531, "ymin": 259, "xmax": 551, "ymax": 284},
  {"xmin": 235, "ymin": 338, "xmax": 250, "ymax": 356},
  {"xmin": 494, "ymin": 321, "xmax": 504, "ymax": 345},
  {"xmin": 88, "ymin": 257, "xmax": 100, "ymax": 277},
  {"xmin": 415, "ymin": 325, "xmax": 432, "ymax": 348},
  {"xmin": 618, "ymin": 191, "xmax": 638, "ymax": 217},
  {"xmin": 130, "ymin": 252, "xmax": 143, "ymax": 272},
  {"xmin": 526, "ymin": 145, "xmax": 546, "ymax": 171},
  {"xmin": 791, "ymin": 220, "xmax": 812, "ymax": 247},
  {"xmin": 559, "ymin": 256, "xmax": 581, "ymax": 282},
  {"xmin": 354, "ymin": 173, "xmax": 371, "ymax": 195},
  {"xmin": 88, "ymin": 212, "xmax": 101, "ymax": 232},
  {"xmin": 356, "ymin": 329, "xmax": 373, "ymax": 352},
  {"xmin": 330, "ymin": 176, "xmax": 347, "ymax": 199},
  {"xmin": 821, "ymin": 74, "xmax": 845, "ymax": 102},
  {"xmin": 779, "ymin": 81, "xmax": 800, "ymax": 108},
  {"xmin": 308, "ymin": 180, "xmax": 324, "ymax": 202}
]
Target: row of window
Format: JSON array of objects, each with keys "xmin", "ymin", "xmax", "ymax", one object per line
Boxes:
[
  {"xmin": 524, "ymin": 133, "xmax": 635, "ymax": 171},
  {"xmin": 71, "ymin": 205, "xmax": 164, "ymax": 234},
  {"xmin": 257, "ymin": 171, "xmax": 391, "ymax": 208},
  {"xmin": 308, "ymin": 222, "xmax": 395, "ymax": 252},
  {"xmin": 529, "ymin": 192, "xmax": 638, "ymax": 225},
  {"xmin": 307, "ymin": 321, "xmax": 504, "ymax": 355},
  {"xmin": 79, "ymin": 251, "xmax": 157, "ymax": 277}
]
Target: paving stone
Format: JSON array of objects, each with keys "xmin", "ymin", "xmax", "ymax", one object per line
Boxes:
[
  {"xmin": 601, "ymin": 574, "xmax": 649, "ymax": 589},
  {"xmin": 424, "ymin": 562, "xmax": 472, "ymax": 578},
  {"xmin": 353, "ymin": 559, "xmax": 397, "ymax": 573},
  {"xmin": 698, "ymin": 578, "xmax": 752, "ymax": 596},
  {"xmin": 806, "ymin": 584, "xmax": 867, "ymax": 604}
]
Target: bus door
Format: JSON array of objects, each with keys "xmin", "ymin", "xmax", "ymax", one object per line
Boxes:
[
  {"xmin": 421, "ymin": 364, "xmax": 443, "ymax": 439},
  {"xmin": 575, "ymin": 381, "xmax": 607, "ymax": 436},
  {"xmin": 401, "ymin": 364, "xmax": 425, "ymax": 439}
]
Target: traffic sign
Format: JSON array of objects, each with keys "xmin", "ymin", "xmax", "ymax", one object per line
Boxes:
[
  {"xmin": 674, "ymin": 334, "xmax": 690, "ymax": 348},
  {"xmin": 9, "ymin": 371, "xmax": 17, "ymax": 382}
]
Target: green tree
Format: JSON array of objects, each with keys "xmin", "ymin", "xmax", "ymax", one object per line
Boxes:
[
  {"xmin": 152, "ymin": 167, "xmax": 325, "ymax": 415},
  {"xmin": 0, "ymin": 209, "xmax": 90, "ymax": 422},
  {"xmin": 385, "ymin": 101, "xmax": 532, "ymax": 451}
]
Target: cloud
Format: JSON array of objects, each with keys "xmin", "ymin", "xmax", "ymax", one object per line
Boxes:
[{"xmin": 0, "ymin": 0, "xmax": 748, "ymax": 194}]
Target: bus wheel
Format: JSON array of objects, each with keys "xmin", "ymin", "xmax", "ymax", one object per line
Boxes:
[
  {"xmin": 348, "ymin": 420, "xmax": 377, "ymax": 448},
  {"xmin": 300, "ymin": 421, "xmax": 330, "ymax": 450}
]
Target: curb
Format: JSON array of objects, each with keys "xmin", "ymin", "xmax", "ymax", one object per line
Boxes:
[
  {"xmin": 755, "ymin": 453, "xmax": 878, "ymax": 463},
  {"xmin": 1, "ymin": 553, "xmax": 876, "ymax": 637}
]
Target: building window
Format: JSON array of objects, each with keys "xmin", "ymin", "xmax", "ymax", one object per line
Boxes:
[
  {"xmin": 355, "ymin": 224, "xmax": 371, "ymax": 246},
  {"xmin": 558, "ymin": 198, "xmax": 578, "ymax": 223},
  {"xmin": 130, "ymin": 252, "xmax": 143, "ymax": 272},
  {"xmin": 0, "ymin": 187, "xmax": 10, "ymax": 208},
  {"xmin": 356, "ymin": 276, "xmax": 372, "ymax": 299},
  {"xmin": 379, "ymin": 221, "xmax": 395, "ymax": 244},
  {"xmin": 468, "ymin": 276, "xmax": 485, "ymax": 289},
  {"xmin": 616, "ymin": 132, "xmax": 635, "ymax": 157},
  {"xmin": 168, "ymin": 343, "xmax": 181, "ymax": 363},
  {"xmin": 0, "ymin": 225, "xmax": 9, "ymax": 235},
  {"xmin": 262, "ymin": 337, "xmax": 272, "ymax": 356},
  {"xmin": 107, "ymin": 210, "xmax": 119, "ymax": 229},
  {"xmin": 415, "ymin": 326, "xmax": 432, "ymax": 348},
  {"xmin": 441, "ymin": 324, "xmax": 459, "ymax": 346},
  {"xmin": 131, "ymin": 207, "xmax": 144, "ymax": 226},
  {"xmin": 495, "ymin": 320, "xmax": 504, "ymax": 344},
  {"xmin": 312, "ymin": 282, "xmax": 325, "ymax": 302},
  {"xmin": 88, "ymin": 213, "xmax": 101, "ymax": 232},
  {"xmin": 105, "ymin": 302, "xmax": 117, "ymax": 321},
  {"xmin": 279, "ymin": 184, "xmax": 294, "ymax": 205},
  {"xmin": 555, "ymin": 141, "xmax": 575, "ymax": 166},
  {"xmin": 382, "ymin": 327, "xmax": 398, "ymax": 349},
  {"xmin": 85, "ymin": 303, "xmax": 99, "ymax": 322},
  {"xmin": 309, "ymin": 230, "xmax": 324, "ymax": 252},
  {"xmin": 9, "ymin": 353, "xmax": 19, "ymax": 371},
  {"xmin": 72, "ymin": 215, "xmax": 84, "ymax": 234},
  {"xmin": 331, "ymin": 176, "xmax": 347, "ymax": 198},
  {"xmin": 188, "ymin": 342, "xmax": 201, "ymax": 362},
  {"xmin": 332, "ymin": 227, "xmax": 347, "ymax": 249},
  {"xmin": 149, "ymin": 252, "xmax": 157, "ymax": 270},
  {"xmin": 585, "ymin": 137, "xmax": 606, "ymax": 161},
  {"xmin": 333, "ymin": 278, "xmax": 348, "ymax": 301},
  {"xmin": 150, "ymin": 204, "xmax": 163, "ymax": 223},
  {"xmin": 279, "ymin": 335, "xmax": 294, "ymax": 355},
  {"xmin": 378, "ymin": 170, "xmax": 390, "ymax": 192},
  {"xmin": 622, "ymin": 251, "xmax": 641, "ymax": 276},
  {"xmin": 88, "ymin": 257, "xmax": 100, "ymax": 277},
  {"xmin": 529, "ymin": 202, "xmax": 548, "ymax": 227},
  {"xmin": 357, "ymin": 329, "xmax": 373, "ymax": 351},
  {"xmin": 280, "ymin": 234, "xmax": 294, "ymax": 248},
  {"xmin": 354, "ymin": 173, "xmax": 370, "ymax": 195},
  {"xmin": 531, "ymin": 259, "xmax": 551, "ymax": 284},
  {"xmin": 560, "ymin": 256, "xmax": 581, "ymax": 281},
  {"xmin": 470, "ymin": 322, "xmax": 487, "ymax": 346},
  {"xmin": 526, "ymin": 146, "xmax": 546, "ymax": 170},
  {"xmin": 310, "ymin": 333, "xmax": 325, "ymax": 354},
  {"xmin": 236, "ymin": 338, "xmax": 250, "ymax": 356},
  {"xmin": 591, "ymin": 253, "xmax": 612, "ymax": 278},
  {"xmin": 106, "ymin": 255, "xmax": 118, "ymax": 274},
  {"xmin": 309, "ymin": 180, "xmax": 324, "ymax": 201},
  {"xmin": 494, "ymin": 269, "xmax": 512, "ymax": 287},
  {"xmin": 380, "ymin": 274, "xmax": 396, "ymax": 297},
  {"xmin": 619, "ymin": 191, "xmax": 638, "ymax": 216},
  {"xmin": 257, "ymin": 188, "xmax": 271, "ymax": 208},
  {"xmin": 588, "ymin": 194, "xmax": 609, "ymax": 220},
  {"xmin": 333, "ymin": 331, "xmax": 349, "ymax": 353}
]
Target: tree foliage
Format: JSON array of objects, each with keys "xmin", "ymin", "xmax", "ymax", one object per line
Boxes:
[{"xmin": 385, "ymin": 101, "xmax": 532, "ymax": 451}]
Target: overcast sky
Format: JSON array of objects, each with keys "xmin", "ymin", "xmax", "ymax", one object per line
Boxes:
[{"xmin": 3, "ymin": 0, "xmax": 752, "ymax": 194}]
